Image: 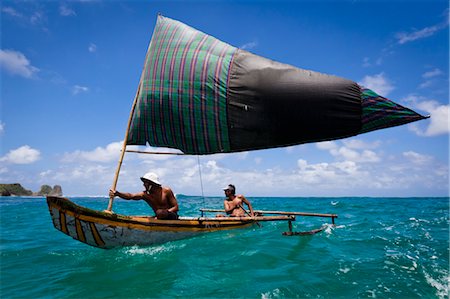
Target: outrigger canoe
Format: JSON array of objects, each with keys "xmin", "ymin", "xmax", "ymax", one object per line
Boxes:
[
  {"xmin": 46, "ymin": 15, "xmax": 427, "ymax": 249},
  {"xmin": 47, "ymin": 196, "xmax": 298, "ymax": 249}
]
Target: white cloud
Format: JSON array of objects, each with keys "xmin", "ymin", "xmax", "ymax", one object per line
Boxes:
[
  {"xmin": 240, "ymin": 41, "xmax": 258, "ymax": 50},
  {"xmin": 317, "ymin": 140, "xmax": 381, "ymax": 163},
  {"xmin": 404, "ymin": 95, "xmax": 449, "ymax": 137},
  {"xmin": 2, "ymin": 7, "xmax": 23, "ymax": 18},
  {"xmin": 359, "ymin": 73, "xmax": 394, "ymax": 96},
  {"xmin": 420, "ymin": 68, "xmax": 444, "ymax": 89},
  {"xmin": 88, "ymin": 43, "xmax": 97, "ymax": 53},
  {"xmin": 59, "ymin": 4, "xmax": 76, "ymax": 16},
  {"xmin": 403, "ymin": 151, "xmax": 433, "ymax": 165},
  {"xmin": 0, "ymin": 49, "xmax": 39, "ymax": 78},
  {"xmin": 2, "ymin": 6, "xmax": 48, "ymax": 30},
  {"xmin": 30, "ymin": 11, "xmax": 45, "ymax": 26},
  {"xmin": 72, "ymin": 85, "xmax": 89, "ymax": 95},
  {"xmin": 1, "ymin": 145, "xmax": 41, "ymax": 164},
  {"xmin": 422, "ymin": 68, "xmax": 443, "ymax": 79},
  {"xmin": 342, "ymin": 139, "xmax": 381, "ymax": 150},
  {"xmin": 396, "ymin": 22, "xmax": 447, "ymax": 44},
  {"xmin": 62, "ymin": 142, "xmax": 122, "ymax": 163},
  {"xmin": 0, "ymin": 121, "xmax": 4, "ymax": 134},
  {"xmin": 330, "ymin": 146, "xmax": 380, "ymax": 163},
  {"xmin": 316, "ymin": 141, "xmax": 338, "ymax": 150}
]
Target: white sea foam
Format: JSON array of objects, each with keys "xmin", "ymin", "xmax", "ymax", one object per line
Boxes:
[
  {"xmin": 331, "ymin": 201, "xmax": 339, "ymax": 206},
  {"xmin": 261, "ymin": 288, "xmax": 281, "ymax": 299},
  {"xmin": 339, "ymin": 267, "xmax": 351, "ymax": 273},
  {"xmin": 423, "ymin": 271, "xmax": 450, "ymax": 299},
  {"xmin": 124, "ymin": 243, "xmax": 185, "ymax": 256}
]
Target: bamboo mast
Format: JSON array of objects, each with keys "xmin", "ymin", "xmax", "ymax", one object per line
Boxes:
[
  {"xmin": 107, "ymin": 32, "xmax": 155, "ymax": 211},
  {"xmin": 106, "ymin": 84, "xmax": 141, "ymax": 211}
]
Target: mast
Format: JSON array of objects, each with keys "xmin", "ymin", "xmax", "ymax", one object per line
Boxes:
[
  {"xmin": 106, "ymin": 84, "xmax": 141, "ymax": 211},
  {"xmin": 106, "ymin": 30, "xmax": 155, "ymax": 211}
]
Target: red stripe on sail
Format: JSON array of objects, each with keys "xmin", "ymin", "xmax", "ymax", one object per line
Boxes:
[
  {"xmin": 168, "ymin": 27, "xmax": 188, "ymax": 149},
  {"xmin": 213, "ymin": 45, "xmax": 231, "ymax": 151},
  {"xmin": 159, "ymin": 24, "xmax": 180, "ymax": 146},
  {"xmin": 188, "ymin": 35, "xmax": 209, "ymax": 152},
  {"xmin": 199, "ymin": 39, "xmax": 219, "ymax": 153},
  {"xmin": 150, "ymin": 22, "xmax": 172, "ymax": 145},
  {"xmin": 177, "ymin": 32, "xmax": 197, "ymax": 152}
]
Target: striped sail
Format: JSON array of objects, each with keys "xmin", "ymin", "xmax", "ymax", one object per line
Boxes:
[
  {"xmin": 126, "ymin": 15, "xmax": 427, "ymax": 155},
  {"xmin": 127, "ymin": 15, "xmax": 236, "ymax": 154}
]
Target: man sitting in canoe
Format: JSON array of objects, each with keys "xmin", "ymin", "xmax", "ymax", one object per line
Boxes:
[
  {"xmin": 109, "ymin": 172, "xmax": 179, "ymax": 220},
  {"xmin": 219, "ymin": 184, "xmax": 255, "ymax": 217}
]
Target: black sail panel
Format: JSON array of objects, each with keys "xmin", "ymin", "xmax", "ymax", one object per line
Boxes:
[{"xmin": 227, "ymin": 49, "xmax": 362, "ymax": 152}]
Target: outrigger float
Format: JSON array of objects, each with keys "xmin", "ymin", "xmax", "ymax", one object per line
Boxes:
[{"xmin": 47, "ymin": 15, "xmax": 426, "ymax": 249}]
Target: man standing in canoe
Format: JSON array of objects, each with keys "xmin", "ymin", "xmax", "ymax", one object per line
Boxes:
[
  {"xmin": 222, "ymin": 184, "xmax": 255, "ymax": 217},
  {"xmin": 109, "ymin": 172, "xmax": 179, "ymax": 220}
]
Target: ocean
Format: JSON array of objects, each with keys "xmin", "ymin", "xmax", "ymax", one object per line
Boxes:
[{"xmin": 1, "ymin": 196, "xmax": 448, "ymax": 298}]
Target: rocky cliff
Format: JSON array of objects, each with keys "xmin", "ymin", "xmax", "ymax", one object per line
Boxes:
[{"xmin": 0, "ymin": 184, "xmax": 63, "ymax": 196}]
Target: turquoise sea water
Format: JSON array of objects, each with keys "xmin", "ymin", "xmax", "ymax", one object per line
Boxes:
[{"xmin": 1, "ymin": 196, "xmax": 448, "ymax": 298}]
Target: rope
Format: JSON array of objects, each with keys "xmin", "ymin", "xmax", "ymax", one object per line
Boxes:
[{"xmin": 197, "ymin": 156, "xmax": 206, "ymax": 208}]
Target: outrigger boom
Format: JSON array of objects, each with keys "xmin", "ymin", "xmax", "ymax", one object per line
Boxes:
[{"xmin": 200, "ymin": 208, "xmax": 337, "ymax": 236}]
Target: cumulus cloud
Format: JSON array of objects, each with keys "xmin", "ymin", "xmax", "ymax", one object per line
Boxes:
[
  {"xmin": 403, "ymin": 151, "xmax": 433, "ymax": 165},
  {"xmin": 0, "ymin": 49, "xmax": 39, "ymax": 78},
  {"xmin": 404, "ymin": 95, "xmax": 449, "ymax": 137},
  {"xmin": 72, "ymin": 85, "xmax": 89, "ymax": 95},
  {"xmin": 316, "ymin": 140, "xmax": 380, "ymax": 163},
  {"xmin": 1, "ymin": 145, "xmax": 41, "ymax": 164},
  {"xmin": 342, "ymin": 139, "xmax": 381, "ymax": 150},
  {"xmin": 316, "ymin": 141, "xmax": 338, "ymax": 150},
  {"xmin": 0, "ymin": 121, "xmax": 4, "ymax": 135},
  {"xmin": 359, "ymin": 73, "xmax": 394, "ymax": 96},
  {"xmin": 62, "ymin": 142, "xmax": 122, "ymax": 163}
]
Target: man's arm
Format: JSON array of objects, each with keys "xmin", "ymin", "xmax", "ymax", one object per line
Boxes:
[
  {"xmin": 165, "ymin": 188, "xmax": 179, "ymax": 213},
  {"xmin": 109, "ymin": 189, "xmax": 144, "ymax": 200},
  {"xmin": 224, "ymin": 200, "xmax": 235, "ymax": 213},
  {"xmin": 241, "ymin": 196, "xmax": 255, "ymax": 216}
]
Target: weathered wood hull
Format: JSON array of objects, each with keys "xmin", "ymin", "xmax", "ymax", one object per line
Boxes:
[{"xmin": 46, "ymin": 196, "xmax": 293, "ymax": 249}]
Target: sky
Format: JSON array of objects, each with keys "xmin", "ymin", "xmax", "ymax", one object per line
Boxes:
[{"xmin": 1, "ymin": 0, "xmax": 449, "ymax": 198}]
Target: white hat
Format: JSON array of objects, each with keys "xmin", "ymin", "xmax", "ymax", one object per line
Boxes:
[
  {"xmin": 140, "ymin": 172, "xmax": 161, "ymax": 185},
  {"xmin": 223, "ymin": 184, "xmax": 236, "ymax": 193}
]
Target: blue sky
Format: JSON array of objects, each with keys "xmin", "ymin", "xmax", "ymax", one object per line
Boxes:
[{"xmin": 1, "ymin": 0, "xmax": 448, "ymax": 197}]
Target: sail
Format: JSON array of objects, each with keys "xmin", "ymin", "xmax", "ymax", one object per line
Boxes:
[{"xmin": 127, "ymin": 15, "xmax": 427, "ymax": 154}]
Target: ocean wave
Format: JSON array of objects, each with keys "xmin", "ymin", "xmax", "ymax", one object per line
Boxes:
[
  {"xmin": 124, "ymin": 243, "xmax": 186, "ymax": 256},
  {"xmin": 423, "ymin": 271, "xmax": 450, "ymax": 299}
]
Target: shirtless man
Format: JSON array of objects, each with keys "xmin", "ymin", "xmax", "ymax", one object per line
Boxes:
[
  {"xmin": 222, "ymin": 184, "xmax": 255, "ymax": 217},
  {"xmin": 109, "ymin": 172, "xmax": 179, "ymax": 220}
]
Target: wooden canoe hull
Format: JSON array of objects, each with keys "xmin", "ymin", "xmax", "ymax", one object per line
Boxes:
[{"xmin": 46, "ymin": 196, "xmax": 293, "ymax": 249}]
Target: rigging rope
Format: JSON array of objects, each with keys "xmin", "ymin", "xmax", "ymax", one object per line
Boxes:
[{"xmin": 197, "ymin": 156, "xmax": 206, "ymax": 208}]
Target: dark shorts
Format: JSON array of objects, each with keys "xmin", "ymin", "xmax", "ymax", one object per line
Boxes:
[
  {"xmin": 156, "ymin": 209, "xmax": 179, "ymax": 220},
  {"xmin": 165, "ymin": 211, "xmax": 179, "ymax": 220}
]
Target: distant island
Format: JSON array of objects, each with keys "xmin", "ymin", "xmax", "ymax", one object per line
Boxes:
[{"xmin": 0, "ymin": 183, "xmax": 63, "ymax": 197}]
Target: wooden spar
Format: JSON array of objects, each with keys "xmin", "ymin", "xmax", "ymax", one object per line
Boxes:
[
  {"xmin": 125, "ymin": 150, "xmax": 186, "ymax": 155},
  {"xmin": 106, "ymin": 83, "xmax": 141, "ymax": 211},
  {"xmin": 200, "ymin": 208, "xmax": 337, "ymax": 219}
]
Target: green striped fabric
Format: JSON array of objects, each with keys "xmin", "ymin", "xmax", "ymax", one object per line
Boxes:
[
  {"xmin": 127, "ymin": 15, "xmax": 237, "ymax": 154},
  {"xmin": 360, "ymin": 87, "xmax": 426, "ymax": 133}
]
